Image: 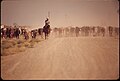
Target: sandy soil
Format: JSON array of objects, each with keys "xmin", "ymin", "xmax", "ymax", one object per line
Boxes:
[{"xmin": 1, "ymin": 36, "xmax": 119, "ymax": 80}]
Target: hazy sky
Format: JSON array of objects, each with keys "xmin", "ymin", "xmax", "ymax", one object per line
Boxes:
[{"xmin": 1, "ymin": 0, "xmax": 119, "ymax": 28}]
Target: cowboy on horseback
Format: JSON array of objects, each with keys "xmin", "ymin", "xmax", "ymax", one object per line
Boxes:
[{"xmin": 43, "ymin": 18, "xmax": 51, "ymax": 39}]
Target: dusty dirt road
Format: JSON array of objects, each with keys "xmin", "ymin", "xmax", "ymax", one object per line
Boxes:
[{"xmin": 1, "ymin": 36, "xmax": 119, "ymax": 80}]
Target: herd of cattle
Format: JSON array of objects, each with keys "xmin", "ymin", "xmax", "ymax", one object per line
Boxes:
[
  {"xmin": 1, "ymin": 25, "xmax": 119, "ymax": 40},
  {"xmin": 53, "ymin": 26, "xmax": 119, "ymax": 37},
  {"xmin": 0, "ymin": 25, "xmax": 50, "ymax": 40}
]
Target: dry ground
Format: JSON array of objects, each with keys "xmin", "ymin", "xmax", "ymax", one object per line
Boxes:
[{"xmin": 1, "ymin": 36, "xmax": 119, "ymax": 80}]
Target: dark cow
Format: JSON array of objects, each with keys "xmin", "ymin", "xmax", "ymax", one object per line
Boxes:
[
  {"xmin": 1, "ymin": 27, "xmax": 4, "ymax": 38},
  {"xmin": 38, "ymin": 28, "xmax": 43, "ymax": 38},
  {"xmin": 6, "ymin": 27, "xmax": 11, "ymax": 38},
  {"xmin": 31, "ymin": 29, "xmax": 37, "ymax": 39},
  {"xmin": 38, "ymin": 28, "xmax": 43, "ymax": 35},
  {"xmin": 14, "ymin": 28, "xmax": 20, "ymax": 39}
]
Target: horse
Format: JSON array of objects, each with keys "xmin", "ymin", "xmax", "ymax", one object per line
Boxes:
[{"xmin": 43, "ymin": 24, "xmax": 51, "ymax": 39}]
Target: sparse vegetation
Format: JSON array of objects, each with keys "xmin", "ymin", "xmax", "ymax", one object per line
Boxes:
[{"xmin": 1, "ymin": 38, "xmax": 43, "ymax": 56}]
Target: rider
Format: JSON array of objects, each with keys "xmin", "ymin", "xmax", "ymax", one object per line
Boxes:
[{"xmin": 45, "ymin": 18, "xmax": 50, "ymax": 26}]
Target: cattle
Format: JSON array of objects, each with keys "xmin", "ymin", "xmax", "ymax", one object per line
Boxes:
[
  {"xmin": 81, "ymin": 26, "xmax": 86, "ymax": 36},
  {"xmin": 10, "ymin": 27, "xmax": 15, "ymax": 38},
  {"xmin": 38, "ymin": 28, "xmax": 43, "ymax": 35},
  {"xmin": 2, "ymin": 26, "xmax": 7, "ymax": 39},
  {"xmin": 31, "ymin": 29, "xmax": 37, "ymax": 39},
  {"xmin": 1, "ymin": 24, "xmax": 118, "ymax": 40},
  {"xmin": 64, "ymin": 27, "xmax": 69, "ymax": 37},
  {"xmin": 53, "ymin": 27, "xmax": 59, "ymax": 37},
  {"xmin": 92, "ymin": 26, "xmax": 98, "ymax": 37},
  {"xmin": 21, "ymin": 28, "xmax": 25, "ymax": 35},
  {"xmin": 108, "ymin": 26, "xmax": 113, "ymax": 37},
  {"xmin": 6, "ymin": 27, "xmax": 11, "ymax": 38},
  {"xmin": 100, "ymin": 27, "xmax": 105, "ymax": 37},
  {"xmin": 38, "ymin": 28, "xmax": 43, "ymax": 38},
  {"xmin": 58, "ymin": 28, "xmax": 63, "ymax": 37},
  {"xmin": 70, "ymin": 27, "xmax": 75, "ymax": 37},
  {"xmin": 88, "ymin": 27, "xmax": 94, "ymax": 36},
  {"xmin": 24, "ymin": 30, "xmax": 29, "ymax": 40},
  {"xmin": 75, "ymin": 27, "xmax": 80, "ymax": 37},
  {"xmin": 85, "ymin": 26, "xmax": 90, "ymax": 36},
  {"xmin": 1, "ymin": 27, "xmax": 4, "ymax": 38},
  {"xmin": 114, "ymin": 27, "xmax": 119, "ymax": 37},
  {"xmin": 14, "ymin": 28, "xmax": 20, "ymax": 39}
]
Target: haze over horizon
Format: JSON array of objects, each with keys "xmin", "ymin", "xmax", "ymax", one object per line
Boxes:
[{"xmin": 1, "ymin": 0, "xmax": 119, "ymax": 28}]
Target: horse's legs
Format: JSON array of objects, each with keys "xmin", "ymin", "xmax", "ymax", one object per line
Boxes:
[{"xmin": 45, "ymin": 33, "xmax": 47, "ymax": 39}]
